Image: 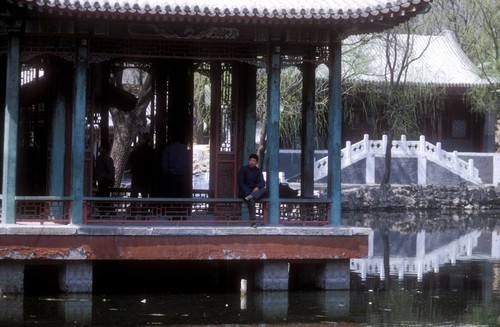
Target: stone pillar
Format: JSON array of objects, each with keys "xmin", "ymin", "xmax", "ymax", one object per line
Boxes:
[
  {"xmin": 365, "ymin": 155, "xmax": 375, "ymax": 184},
  {"xmin": 0, "ymin": 262, "xmax": 24, "ymax": 293},
  {"xmin": 255, "ymin": 261, "xmax": 288, "ymax": 290},
  {"xmin": 493, "ymin": 155, "xmax": 500, "ymax": 186},
  {"xmin": 59, "ymin": 261, "xmax": 93, "ymax": 293},
  {"xmin": 417, "ymin": 156, "xmax": 427, "ymax": 185},
  {"xmin": 315, "ymin": 260, "xmax": 350, "ymax": 290}
]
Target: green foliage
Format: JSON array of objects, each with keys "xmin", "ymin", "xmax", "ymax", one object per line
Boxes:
[
  {"xmin": 466, "ymin": 86, "xmax": 499, "ymax": 113},
  {"xmin": 343, "ymin": 80, "xmax": 446, "ymax": 140},
  {"xmin": 318, "ymin": 23, "xmax": 447, "ymax": 144},
  {"xmin": 256, "ymin": 66, "xmax": 330, "ymax": 149},
  {"xmin": 461, "ymin": 303, "xmax": 500, "ymax": 326},
  {"xmin": 366, "ymin": 289, "xmax": 437, "ymax": 325},
  {"xmin": 192, "ymin": 69, "xmax": 211, "ymax": 143},
  {"xmin": 417, "ymin": 0, "xmax": 500, "ymax": 113}
]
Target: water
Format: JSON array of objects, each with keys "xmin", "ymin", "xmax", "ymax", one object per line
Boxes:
[
  {"xmin": 3, "ymin": 287, "xmax": 499, "ymax": 326},
  {"xmin": 1, "ymin": 211, "xmax": 499, "ymax": 326}
]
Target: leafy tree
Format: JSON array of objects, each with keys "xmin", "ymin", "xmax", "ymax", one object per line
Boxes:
[
  {"xmin": 192, "ymin": 70, "xmax": 210, "ymax": 144},
  {"xmin": 417, "ymin": 0, "xmax": 500, "ymax": 146},
  {"xmin": 254, "ymin": 66, "xmax": 331, "ymax": 169}
]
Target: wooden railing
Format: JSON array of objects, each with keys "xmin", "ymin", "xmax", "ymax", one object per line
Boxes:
[
  {"xmin": 0, "ymin": 194, "xmax": 332, "ymax": 226},
  {"xmin": 83, "ymin": 197, "xmax": 261, "ymax": 225},
  {"xmin": 15, "ymin": 196, "xmax": 72, "ymax": 224}
]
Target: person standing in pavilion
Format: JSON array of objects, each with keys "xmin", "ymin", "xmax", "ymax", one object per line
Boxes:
[
  {"xmin": 162, "ymin": 134, "xmax": 188, "ymax": 198},
  {"xmin": 95, "ymin": 144, "xmax": 115, "ymax": 197},
  {"xmin": 128, "ymin": 132, "xmax": 154, "ymax": 198}
]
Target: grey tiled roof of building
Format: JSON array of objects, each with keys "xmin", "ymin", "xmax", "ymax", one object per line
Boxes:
[
  {"xmin": 316, "ymin": 31, "xmax": 489, "ymax": 87},
  {"xmin": 10, "ymin": 0, "xmax": 431, "ymax": 21}
]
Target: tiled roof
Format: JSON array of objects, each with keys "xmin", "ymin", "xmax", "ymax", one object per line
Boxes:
[
  {"xmin": 10, "ymin": 0, "xmax": 431, "ymax": 22},
  {"xmin": 318, "ymin": 31, "xmax": 488, "ymax": 87}
]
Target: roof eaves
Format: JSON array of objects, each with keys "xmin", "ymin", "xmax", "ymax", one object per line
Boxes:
[{"xmin": 9, "ymin": 0, "xmax": 432, "ymax": 22}]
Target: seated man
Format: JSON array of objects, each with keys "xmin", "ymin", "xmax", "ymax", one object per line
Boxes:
[{"xmin": 238, "ymin": 153, "xmax": 266, "ymax": 223}]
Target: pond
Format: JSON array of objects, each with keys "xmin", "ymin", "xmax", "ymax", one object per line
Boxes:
[{"xmin": 1, "ymin": 211, "xmax": 499, "ymax": 326}]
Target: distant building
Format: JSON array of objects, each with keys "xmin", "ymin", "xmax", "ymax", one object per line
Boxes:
[{"xmin": 318, "ymin": 31, "xmax": 493, "ymax": 152}]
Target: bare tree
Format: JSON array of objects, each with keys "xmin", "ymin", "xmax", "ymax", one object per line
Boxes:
[{"xmin": 341, "ymin": 22, "xmax": 443, "ymax": 186}]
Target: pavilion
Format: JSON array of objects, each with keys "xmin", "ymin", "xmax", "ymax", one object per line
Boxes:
[
  {"xmin": 1, "ymin": 0, "xmax": 433, "ymax": 225},
  {"xmin": 0, "ymin": 0, "xmax": 432, "ymax": 293}
]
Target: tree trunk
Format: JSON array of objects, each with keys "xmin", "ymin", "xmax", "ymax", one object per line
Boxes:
[
  {"xmin": 381, "ymin": 224, "xmax": 391, "ymax": 290},
  {"xmin": 381, "ymin": 134, "xmax": 392, "ymax": 186},
  {"xmin": 257, "ymin": 123, "xmax": 267, "ymax": 171},
  {"xmin": 109, "ymin": 75, "xmax": 151, "ymax": 186}
]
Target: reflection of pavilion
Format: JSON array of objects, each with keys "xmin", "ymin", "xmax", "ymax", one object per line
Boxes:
[{"xmin": 351, "ymin": 230, "xmax": 500, "ymax": 282}]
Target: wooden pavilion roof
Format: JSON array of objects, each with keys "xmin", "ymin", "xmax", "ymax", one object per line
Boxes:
[
  {"xmin": 8, "ymin": 0, "xmax": 432, "ymax": 34},
  {"xmin": 1, "ymin": 0, "xmax": 434, "ymax": 63}
]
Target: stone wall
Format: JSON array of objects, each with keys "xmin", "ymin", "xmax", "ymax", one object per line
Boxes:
[{"xmin": 342, "ymin": 184, "xmax": 500, "ymax": 211}]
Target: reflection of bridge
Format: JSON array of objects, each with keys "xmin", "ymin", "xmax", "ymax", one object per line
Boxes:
[{"xmin": 351, "ymin": 230, "xmax": 500, "ymax": 281}]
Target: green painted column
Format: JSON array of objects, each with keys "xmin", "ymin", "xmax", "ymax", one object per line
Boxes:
[
  {"xmin": 266, "ymin": 46, "xmax": 281, "ymax": 225},
  {"xmin": 1, "ymin": 33, "xmax": 20, "ymax": 224},
  {"xmin": 327, "ymin": 39, "xmax": 342, "ymax": 225},
  {"xmin": 209, "ymin": 62, "xmax": 221, "ymax": 193},
  {"xmin": 70, "ymin": 38, "xmax": 88, "ymax": 224},
  {"xmin": 301, "ymin": 61, "xmax": 316, "ymax": 198},
  {"xmin": 242, "ymin": 63, "xmax": 257, "ymax": 164},
  {"xmin": 49, "ymin": 60, "xmax": 67, "ymax": 196}
]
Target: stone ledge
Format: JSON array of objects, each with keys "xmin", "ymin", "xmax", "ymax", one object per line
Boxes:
[{"xmin": 0, "ymin": 225, "xmax": 371, "ymax": 237}]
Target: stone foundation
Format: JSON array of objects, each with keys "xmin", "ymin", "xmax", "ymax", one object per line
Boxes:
[
  {"xmin": 315, "ymin": 260, "xmax": 350, "ymax": 290},
  {"xmin": 0, "ymin": 261, "xmax": 93, "ymax": 294},
  {"xmin": 59, "ymin": 261, "xmax": 93, "ymax": 293},
  {"xmin": 0, "ymin": 262, "xmax": 24, "ymax": 293},
  {"xmin": 255, "ymin": 260, "xmax": 352, "ymax": 291},
  {"xmin": 342, "ymin": 184, "xmax": 500, "ymax": 211},
  {"xmin": 255, "ymin": 262, "xmax": 289, "ymax": 290}
]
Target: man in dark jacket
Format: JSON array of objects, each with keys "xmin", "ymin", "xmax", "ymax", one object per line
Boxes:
[
  {"xmin": 128, "ymin": 133, "xmax": 154, "ymax": 198},
  {"xmin": 162, "ymin": 137, "xmax": 187, "ymax": 198},
  {"xmin": 238, "ymin": 153, "xmax": 266, "ymax": 222}
]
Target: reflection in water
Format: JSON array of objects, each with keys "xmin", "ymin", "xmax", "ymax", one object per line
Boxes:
[
  {"xmin": 345, "ymin": 211, "xmax": 500, "ymax": 280},
  {"xmin": 346, "ymin": 210, "xmax": 500, "ymax": 326},
  {"xmin": 0, "ymin": 211, "xmax": 499, "ymax": 326},
  {"xmin": 1, "ymin": 288, "xmax": 498, "ymax": 326}
]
